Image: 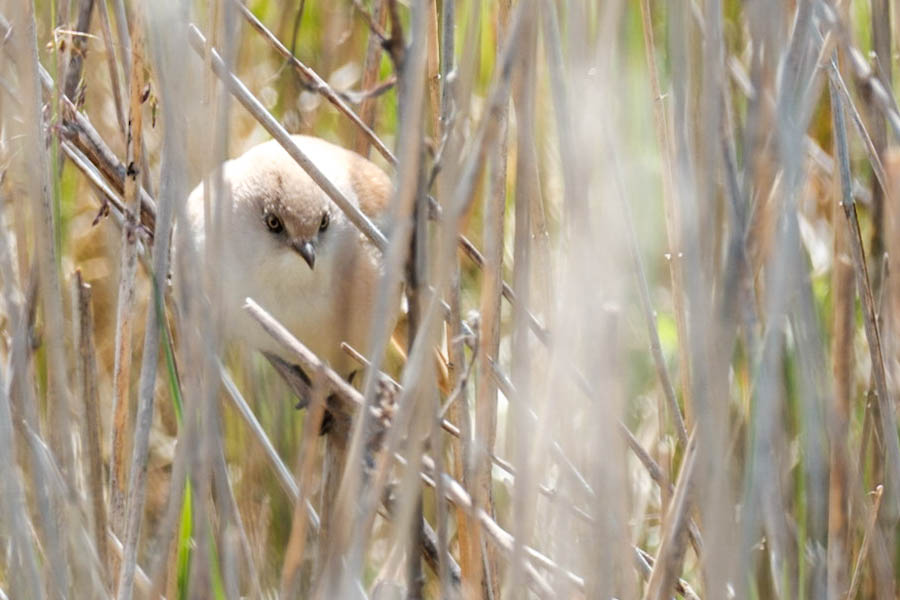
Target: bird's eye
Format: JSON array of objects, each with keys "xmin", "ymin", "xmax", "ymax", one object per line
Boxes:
[
  {"xmin": 264, "ymin": 213, "xmax": 284, "ymax": 233},
  {"xmin": 319, "ymin": 212, "xmax": 330, "ymax": 232}
]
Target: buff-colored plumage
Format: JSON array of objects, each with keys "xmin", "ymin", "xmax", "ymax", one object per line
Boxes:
[{"xmin": 186, "ymin": 135, "xmax": 396, "ymax": 378}]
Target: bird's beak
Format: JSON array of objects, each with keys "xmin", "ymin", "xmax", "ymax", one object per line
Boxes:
[{"xmin": 292, "ymin": 239, "xmax": 316, "ymax": 269}]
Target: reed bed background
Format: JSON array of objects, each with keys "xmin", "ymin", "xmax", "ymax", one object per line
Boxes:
[{"xmin": 1, "ymin": 0, "xmax": 898, "ymax": 598}]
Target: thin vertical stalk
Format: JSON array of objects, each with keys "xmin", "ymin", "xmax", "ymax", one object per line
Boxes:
[
  {"xmin": 426, "ymin": 0, "xmax": 441, "ymax": 137},
  {"xmin": 0, "ymin": 197, "xmax": 42, "ymax": 600},
  {"xmin": 96, "ymin": 0, "xmax": 127, "ymax": 137},
  {"xmin": 868, "ymin": 0, "xmax": 890, "ymax": 293},
  {"xmin": 638, "ymin": 0, "xmax": 692, "ymax": 432},
  {"xmin": 827, "ymin": 97, "xmax": 857, "ymax": 600},
  {"xmin": 643, "ymin": 436, "xmax": 698, "ymax": 600},
  {"xmin": 73, "ymin": 271, "xmax": 110, "ymax": 589},
  {"xmin": 108, "ymin": 9, "xmax": 146, "ymax": 548},
  {"xmin": 439, "ymin": 0, "xmax": 481, "ymax": 595},
  {"xmin": 278, "ymin": 371, "xmax": 328, "ymax": 597},
  {"xmin": 846, "ymin": 485, "xmax": 885, "ymax": 600},
  {"xmin": 427, "ymin": 0, "xmax": 453, "ymax": 591},
  {"xmin": 113, "ymin": 9, "xmax": 149, "ymax": 597},
  {"xmin": 353, "ymin": 0, "xmax": 388, "ymax": 156},
  {"xmin": 62, "ymin": 0, "xmax": 94, "ymax": 99},
  {"xmin": 508, "ymin": 3, "xmax": 539, "ymax": 595},
  {"xmin": 11, "ymin": 4, "xmax": 73, "ymax": 594},
  {"xmin": 830, "ymin": 68, "xmax": 900, "ymax": 524},
  {"xmin": 111, "ymin": 0, "xmax": 132, "ymax": 79},
  {"xmin": 472, "ymin": 2, "xmax": 510, "ymax": 598},
  {"xmin": 401, "ymin": 1, "xmax": 431, "ymax": 594}
]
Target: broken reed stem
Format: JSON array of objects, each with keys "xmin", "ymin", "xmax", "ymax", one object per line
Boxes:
[
  {"xmin": 846, "ymin": 485, "xmax": 885, "ymax": 600},
  {"xmin": 59, "ymin": 92, "xmax": 158, "ymax": 229},
  {"xmin": 634, "ymin": 547, "xmax": 701, "ymax": 600},
  {"xmin": 62, "ymin": 0, "xmax": 94, "ymax": 100},
  {"xmin": 73, "ymin": 271, "xmax": 110, "ymax": 588},
  {"xmin": 59, "ymin": 140, "xmax": 139, "ymax": 233}
]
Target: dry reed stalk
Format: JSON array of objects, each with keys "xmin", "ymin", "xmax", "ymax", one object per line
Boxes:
[
  {"xmin": 353, "ymin": 0, "xmax": 388, "ymax": 156},
  {"xmin": 846, "ymin": 485, "xmax": 885, "ymax": 600},
  {"xmin": 278, "ymin": 368, "xmax": 328, "ymax": 596},
  {"xmin": 62, "ymin": 0, "xmax": 93, "ymax": 100},
  {"xmin": 425, "ymin": 0, "xmax": 441, "ymax": 139},
  {"xmin": 220, "ymin": 364, "xmax": 319, "ymax": 524},
  {"xmin": 507, "ymin": 2, "xmax": 543, "ymax": 596},
  {"xmin": 22, "ymin": 420, "xmax": 108, "ymax": 597},
  {"xmin": 107, "ymin": 528, "xmax": 156, "ymax": 597},
  {"xmin": 59, "ymin": 92, "xmax": 158, "ymax": 228},
  {"xmin": 437, "ymin": 1, "xmax": 481, "ymax": 593},
  {"xmin": 0, "ymin": 194, "xmax": 42, "ymax": 600},
  {"xmin": 638, "ymin": 0, "xmax": 692, "ymax": 435},
  {"xmin": 73, "ymin": 271, "xmax": 110, "ymax": 588},
  {"xmin": 5, "ymin": 4, "xmax": 73, "ymax": 595},
  {"xmin": 108, "ymin": 10, "xmax": 146, "ymax": 567},
  {"xmin": 24, "ymin": 0, "xmax": 76, "ymax": 481},
  {"xmin": 394, "ymin": 1, "xmax": 433, "ymax": 593},
  {"xmin": 423, "ymin": 1, "xmax": 453, "ymax": 592},
  {"xmin": 110, "ymin": 10, "xmax": 150, "ymax": 598},
  {"xmin": 830, "ymin": 71, "xmax": 900, "ymax": 522},
  {"xmin": 867, "ymin": 0, "xmax": 890, "ymax": 290},
  {"xmin": 643, "ymin": 435, "xmax": 698, "ymax": 600},
  {"xmin": 469, "ymin": 0, "xmax": 511, "ymax": 596},
  {"xmin": 95, "ymin": 0, "xmax": 126, "ymax": 138},
  {"xmin": 827, "ymin": 76, "xmax": 859, "ymax": 600}
]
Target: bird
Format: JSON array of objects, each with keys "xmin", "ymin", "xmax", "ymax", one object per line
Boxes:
[{"xmin": 184, "ymin": 134, "xmax": 397, "ymax": 384}]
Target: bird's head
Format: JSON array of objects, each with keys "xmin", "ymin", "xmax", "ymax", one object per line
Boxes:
[
  {"xmin": 255, "ymin": 193, "xmax": 333, "ymax": 270},
  {"xmin": 186, "ymin": 135, "xmax": 391, "ymax": 285}
]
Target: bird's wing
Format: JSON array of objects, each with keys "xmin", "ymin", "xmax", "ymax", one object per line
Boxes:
[{"xmin": 348, "ymin": 153, "xmax": 393, "ymax": 223}]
